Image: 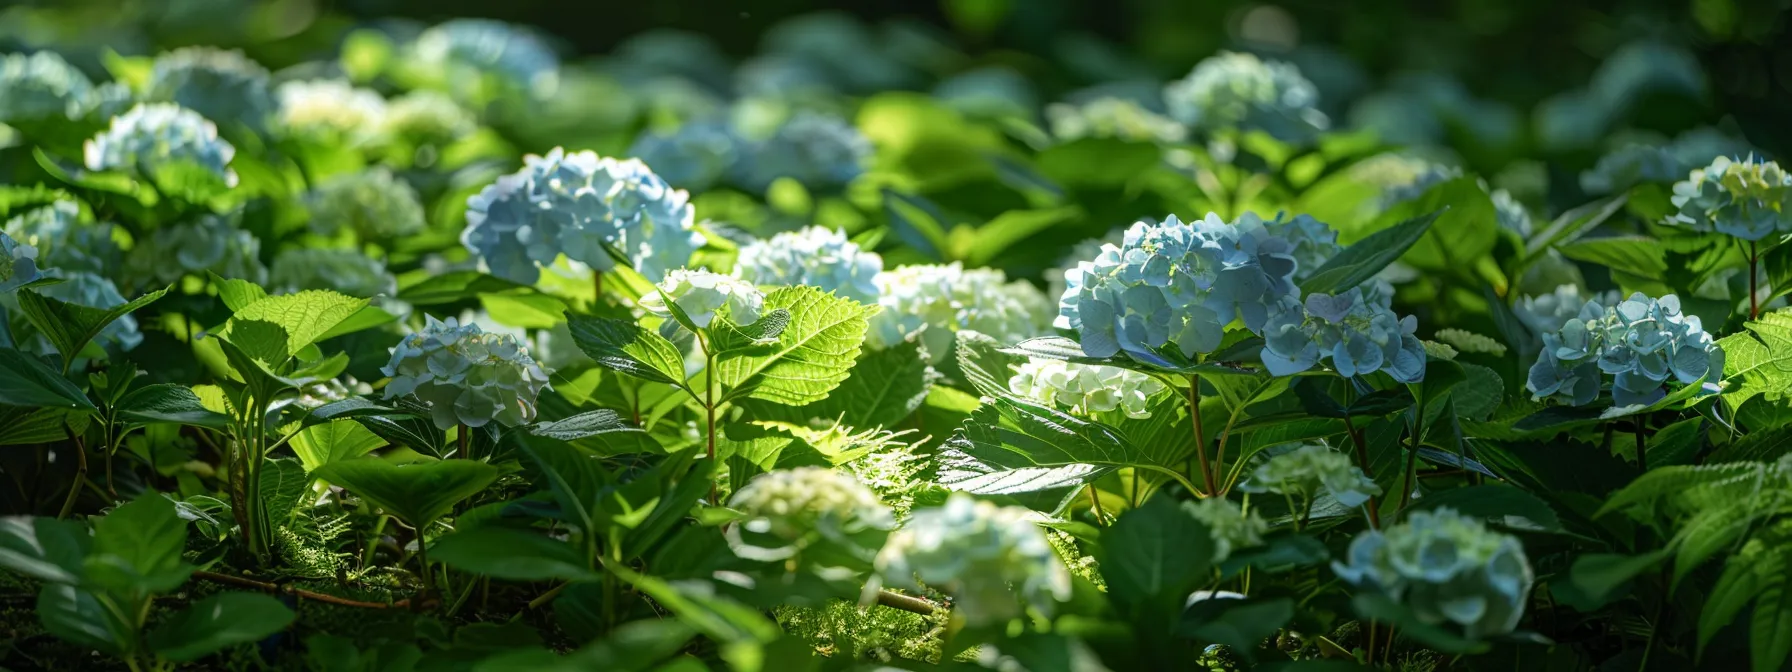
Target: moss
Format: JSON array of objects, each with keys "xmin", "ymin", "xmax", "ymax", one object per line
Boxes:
[{"xmin": 774, "ymin": 598, "xmax": 947, "ymax": 663}]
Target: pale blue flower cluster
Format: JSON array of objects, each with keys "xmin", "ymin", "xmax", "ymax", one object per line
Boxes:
[
  {"xmin": 146, "ymin": 47, "xmax": 275, "ymax": 131},
  {"xmin": 1044, "ymin": 98, "xmax": 1188, "ymax": 144},
  {"xmin": 0, "ymin": 231, "xmax": 39, "ymax": 293},
  {"xmin": 34, "ymin": 270, "xmax": 142, "ymax": 351},
  {"xmin": 1163, "ymin": 52, "xmax": 1328, "ymax": 141},
  {"xmin": 1056, "ymin": 213, "xmax": 1300, "ymax": 366},
  {"xmin": 871, "ymin": 493, "xmax": 1071, "ymax": 627},
  {"xmin": 1580, "ymin": 129, "xmax": 1754, "ymax": 194},
  {"xmin": 1259, "ymin": 282, "xmax": 1427, "ymax": 382},
  {"xmin": 269, "ymin": 248, "xmax": 397, "ymax": 298},
  {"xmin": 382, "ymin": 315, "xmax": 553, "ymax": 430},
  {"xmin": 126, "ymin": 213, "xmax": 266, "ymax": 286},
  {"xmin": 406, "ymin": 19, "xmax": 560, "ymax": 102},
  {"xmin": 639, "ymin": 269, "xmax": 765, "ymax": 333},
  {"xmin": 1526, "ymin": 293, "xmax": 1724, "ymax": 407},
  {"xmin": 4, "ymin": 200, "xmax": 121, "ymax": 277},
  {"xmin": 734, "ymin": 226, "xmax": 883, "ymax": 304},
  {"xmin": 735, "ymin": 112, "xmax": 871, "ymax": 192},
  {"xmin": 0, "ymin": 51, "xmax": 93, "ymax": 123},
  {"xmin": 463, "ymin": 148, "xmax": 704, "ymax": 284},
  {"xmin": 1669, "ymin": 155, "xmax": 1792, "ymax": 241},
  {"xmin": 628, "ymin": 121, "xmax": 743, "ymax": 192},
  {"xmin": 1265, "ymin": 213, "xmax": 1341, "ymax": 280},
  {"xmin": 1240, "ymin": 444, "xmax": 1381, "ymax": 508},
  {"xmin": 305, "ymin": 168, "xmax": 427, "ymax": 241},
  {"xmin": 378, "ymin": 90, "xmax": 477, "ymax": 149},
  {"xmin": 1185, "ymin": 498, "xmax": 1268, "ymax": 563},
  {"xmin": 84, "ymin": 103, "xmax": 238, "ymax": 188},
  {"xmin": 869, "ymin": 263, "xmax": 1052, "ymax": 362},
  {"xmin": 1514, "ymin": 284, "xmax": 1621, "ymax": 338},
  {"xmin": 1333, "ymin": 508, "xmax": 1534, "ymax": 639}
]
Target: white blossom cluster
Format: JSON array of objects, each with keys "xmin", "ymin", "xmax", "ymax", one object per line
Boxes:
[
  {"xmin": 869, "ymin": 263, "xmax": 1052, "ymax": 362},
  {"xmin": 871, "ymin": 493, "xmax": 1071, "ymax": 627},
  {"xmin": 1007, "ymin": 358, "xmax": 1165, "ymax": 419},
  {"xmin": 381, "ymin": 315, "xmax": 553, "ymax": 430}
]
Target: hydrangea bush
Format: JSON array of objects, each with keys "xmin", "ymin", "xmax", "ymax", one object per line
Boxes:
[
  {"xmin": 84, "ymin": 103, "xmax": 238, "ymax": 188},
  {"xmin": 381, "ymin": 315, "xmax": 553, "ymax": 430},
  {"xmin": 1526, "ymin": 293, "xmax": 1724, "ymax": 407}
]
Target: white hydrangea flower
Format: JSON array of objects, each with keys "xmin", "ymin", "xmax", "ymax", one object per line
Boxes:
[
  {"xmin": 378, "ymin": 90, "xmax": 477, "ymax": 148},
  {"xmin": 728, "ymin": 467, "xmax": 895, "ymax": 562},
  {"xmin": 639, "ymin": 269, "xmax": 765, "ymax": 331},
  {"xmin": 381, "ymin": 315, "xmax": 553, "ymax": 430},
  {"xmin": 463, "ymin": 148, "xmax": 704, "ymax": 284},
  {"xmin": 275, "ymin": 79, "xmax": 387, "ymax": 144},
  {"xmin": 304, "ymin": 168, "xmax": 427, "ymax": 241},
  {"xmin": 84, "ymin": 103, "xmax": 238, "ymax": 188},
  {"xmin": 1239, "ymin": 444, "xmax": 1382, "ymax": 508},
  {"xmin": 872, "ymin": 493, "xmax": 1071, "ymax": 627},
  {"xmin": 869, "ymin": 263, "xmax": 1051, "ymax": 362},
  {"xmin": 0, "ymin": 51, "xmax": 94, "ymax": 123},
  {"xmin": 1333, "ymin": 508, "xmax": 1534, "ymax": 639},
  {"xmin": 1186, "ymin": 497, "xmax": 1268, "ymax": 563},
  {"xmin": 734, "ymin": 226, "xmax": 882, "ymax": 304},
  {"xmin": 1045, "ymin": 97, "xmax": 1188, "ymax": 144},
  {"xmin": 1007, "ymin": 358, "xmax": 1166, "ymax": 419}
]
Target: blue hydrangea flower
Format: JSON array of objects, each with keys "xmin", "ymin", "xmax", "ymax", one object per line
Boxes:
[
  {"xmin": 463, "ymin": 148, "xmax": 704, "ymax": 284},
  {"xmin": 1582, "ymin": 129, "xmax": 1756, "ymax": 194},
  {"xmin": 1333, "ymin": 508, "xmax": 1534, "ymax": 639},
  {"xmin": 1056, "ymin": 213, "xmax": 1300, "ymax": 366},
  {"xmin": 870, "ymin": 263, "xmax": 1052, "ymax": 363},
  {"xmin": 126, "ymin": 212, "xmax": 266, "ymax": 287},
  {"xmin": 0, "ymin": 51, "xmax": 93, "ymax": 123},
  {"xmin": 1265, "ymin": 213, "xmax": 1341, "ymax": 280},
  {"xmin": 1259, "ymin": 282, "xmax": 1427, "ymax": 382},
  {"xmin": 405, "ymin": 19, "xmax": 559, "ymax": 104},
  {"xmin": 305, "ymin": 168, "xmax": 427, "ymax": 242},
  {"xmin": 628, "ymin": 121, "xmax": 743, "ymax": 192},
  {"xmin": 1045, "ymin": 98, "xmax": 1188, "ymax": 144},
  {"xmin": 269, "ymin": 248, "xmax": 397, "ymax": 298},
  {"xmin": 1163, "ymin": 52, "xmax": 1328, "ymax": 142},
  {"xmin": 735, "ymin": 112, "xmax": 870, "ymax": 193},
  {"xmin": 870, "ymin": 493, "xmax": 1071, "ymax": 627},
  {"xmin": 1239, "ymin": 444, "xmax": 1381, "ymax": 508},
  {"xmin": 33, "ymin": 270, "xmax": 141, "ymax": 351},
  {"xmin": 382, "ymin": 315, "xmax": 553, "ymax": 430},
  {"xmin": 4, "ymin": 200, "xmax": 121, "ymax": 277},
  {"xmin": 1526, "ymin": 293, "xmax": 1724, "ymax": 407},
  {"xmin": 734, "ymin": 226, "xmax": 882, "ymax": 304},
  {"xmin": 146, "ymin": 47, "xmax": 275, "ymax": 132},
  {"xmin": 1047, "ymin": 231, "xmax": 1125, "ymax": 302},
  {"xmin": 0, "ymin": 231, "xmax": 39, "ymax": 293},
  {"xmin": 1515, "ymin": 284, "xmax": 1621, "ymax": 338},
  {"xmin": 84, "ymin": 103, "xmax": 238, "ymax": 188},
  {"xmin": 1670, "ymin": 155, "xmax": 1792, "ymax": 241}
]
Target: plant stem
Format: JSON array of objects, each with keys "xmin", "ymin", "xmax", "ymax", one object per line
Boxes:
[
  {"xmin": 1366, "ymin": 619, "xmax": 1377, "ymax": 665},
  {"xmin": 593, "ymin": 269, "xmax": 604, "ymax": 305},
  {"xmin": 875, "ymin": 590, "xmax": 940, "ymax": 615},
  {"xmin": 705, "ymin": 352, "xmax": 719, "ymax": 505},
  {"xmin": 1635, "ymin": 416, "xmax": 1648, "ymax": 472},
  {"xmin": 1750, "ymin": 241, "xmax": 1760, "ymax": 320},
  {"xmin": 457, "ymin": 423, "xmax": 470, "ymax": 460},
  {"xmin": 1085, "ymin": 484, "xmax": 1107, "ymax": 524},
  {"xmin": 414, "ymin": 521, "xmax": 434, "ymax": 597},
  {"xmin": 56, "ymin": 431, "xmax": 88, "ymax": 519},
  {"xmin": 193, "ymin": 570, "xmax": 420, "ymax": 609},
  {"xmin": 1399, "ymin": 390, "xmax": 1426, "ymax": 514},
  {"xmin": 1186, "ymin": 373, "xmax": 1216, "ymax": 496},
  {"xmin": 1342, "ymin": 414, "xmax": 1381, "ymax": 530}
]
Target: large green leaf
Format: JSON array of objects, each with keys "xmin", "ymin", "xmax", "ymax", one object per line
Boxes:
[
  {"xmin": 1101, "ymin": 497, "xmax": 1214, "ymax": 628},
  {"xmin": 528, "ymin": 410, "xmax": 642, "ymax": 441},
  {"xmin": 565, "ymin": 313, "xmax": 688, "ymax": 388},
  {"xmin": 87, "ymin": 493, "xmax": 191, "ymax": 593},
  {"xmin": 258, "ymin": 458, "xmax": 309, "ymax": 527},
  {"xmin": 0, "ymin": 516, "xmax": 91, "ymax": 584},
  {"xmin": 1718, "ymin": 309, "xmax": 1792, "ymax": 411},
  {"xmin": 938, "ymin": 396, "xmax": 1183, "ymax": 512},
  {"xmin": 738, "ymin": 341, "xmax": 935, "ymax": 432},
  {"xmin": 0, "ymin": 348, "xmax": 95, "ymax": 410},
  {"xmin": 37, "ymin": 584, "xmax": 126, "ymax": 654},
  {"xmin": 1301, "ymin": 210, "xmax": 1442, "ymax": 295},
  {"xmin": 219, "ymin": 290, "xmax": 370, "ymax": 360},
  {"xmin": 1753, "ymin": 553, "xmax": 1792, "ymax": 672},
  {"xmin": 145, "ymin": 592, "xmax": 296, "ymax": 662},
  {"xmin": 1558, "ymin": 236, "xmax": 1669, "ymax": 278},
  {"xmin": 521, "ymin": 439, "xmax": 612, "ymax": 534},
  {"xmin": 115, "ymin": 384, "xmax": 230, "ymax": 429},
  {"xmin": 313, "ymin": 458, "xmax": 498, "ymax": 526},
  {"xmin": 291, "ymin": 420, "xmax": 386, "ymax": 472},
  {"xmin": 1404, "ymin": 484, "xmax": 1561, "ymax": 532},
  {"xmin": 0, "ymin": 405, "xmax": 86, "ymax": 445},
  {"xmin": 431, "ymin": 526, "xmax": 598, "ymax": 581},
  {"xmin": 397, "ymin": 271, "xmax": 529, "ymax": 306},
  {"xmin": 15, "ymin": 284, "xmax": 169, "ymax": 370},
  {"xmin": 715, "ymin": 286, "xmax": 873, "ymax": 406}
]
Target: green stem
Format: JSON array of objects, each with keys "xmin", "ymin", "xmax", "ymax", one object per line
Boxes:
[
  {"xmin": 1635, "ymin": 416, "xmax": 1648, "ymax": 472},
  {"xmin": 1085, "ymin": 484, "xmax": 1107, "ymax": 525},
  {"xmin": 1750, "ymin": 241, "xmax": 1760, "ymax": 321},
  {"xmin": 1186, "ymin": 373, "xmax": 1216, "ymax": 496},
  {"xmin": 1399, "ymin": 388, "xmax": 1426, "ymax": 515},
  {"xmin": 56, "ymin": 430, "xmax": 88, "ymax": 519},
  {"xmin": 414, "ymin": 520, "xmax": 434, "ymax": 596},
  {"xmin": 1342, "ymin": 414, "xmax": 1380, "ymax": 530},
  {"xmin": 457, "ymin": 423, "xmax": 470, "ymax": 460},
  {"xmin": 705, "ymin": 351, "xmax": 718, "ymax": 506}
]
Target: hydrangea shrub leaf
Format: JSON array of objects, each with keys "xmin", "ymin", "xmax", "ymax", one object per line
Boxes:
[{"xmin": 714, "ymin": 286, "xmax": 873, "ymax": 406}]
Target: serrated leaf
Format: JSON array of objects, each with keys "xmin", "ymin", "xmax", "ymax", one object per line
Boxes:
[
  {"xmin": 398, "ymin": 271, "xmax": 529, "ymax": 305},
  {"xmin": 1719, "ymin": 309, "xmax": 1792, "ymax": 410},
  {"xmin": 1404, "ymin": 484, "xmax": 1560, "ymax": 531},
  {"xmin": 481, "ymin": 292, "xmax": 570, "ymax": 329},
  {"xmin": 566, "ymin": 313, "xmax": 688, "ymax": 389},
  {"xmin": 1558, "ymin": 236, "xmax": 1669, "ymax": 277},
  {"xmin": 313, "ymin": 458, "xmax": 498, "ymax": 526},
  {"xmin": 290, "ymin": 420, "xmax": 386, "ymax": 472},
  {"xmin": 0, "ymin": 348, "xmax": 94, "ymax": 410},
  {"xmin": 89, "ymin": 494, "xmax": 190, "ymax": 594},
  {"xmin": 529, "ymin": 410, "xmax": 642, "ymax": 441},
  {"xmin": 1302, "ymin": 210, "xmax": 1442, "ymax": 295},
  {"xmin": 1700, "ymin": 540, "xmax": 1773, "ymax": 660},
  {"xmin": 210, "ymin": 273, "xmax": 266, "ymax": 311},
  {"xmin": 15, "ymin": 284, "xmax": 168, "ymax": 371},
  {"xmin": 1753, "ymin": 558, "xmax": 1792, "ymax": 672},
  {"xmin": 221, "ymin": 290, "xmax": 370, "ymax": 360},
  {"xmin": 115, "ymin": 384, "xmax": 230, "ymax": 429},
  {"xmin": 739, "ymin": 340, "xmax": 936, "ymax": 431},
  {"xmin": 716, "ymin": 286, "xmax": 872, "ymax": 406},
  {"xmin": 1102, "ymin": 497, "xmax": 1213, "ymax": 622},
  {"xmin": 938, "ymin": 396, "xmax": 1181, "ymax": 513},
  {"xmin": 258, "ymin": 458, "xmax": 308, "ymax": 527},
  {"xmin": 0, "ymin": 405, "xmax": 85, "ymax": 445}
]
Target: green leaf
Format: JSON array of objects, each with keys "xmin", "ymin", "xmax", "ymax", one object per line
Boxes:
[
  {"xmin": 15, "ymin": 284, "xmax": 169, "ymax": 369},
  {"xmin": 1700, "ymin": 540, "xmax": 1779, "ymax": 660},
  {"xmin": 290, "ymin": 420, "xmax": 386, "ymax": 472},
  {"xmin": 738, "ymin": 341, "xmax": 935, "ymax": 432},
  {"xmin": 1558, "ymin": 236, "xmax": 1669, "ymax": 277},
  {"xmin": 1351, "ymin": 593, "xmax": 1489, "ymax": 654},
  {"xmin": 1552, "ymin": 549, "xmax": 1670, "ymax": 611},
  {"xmin": 0, "ymin": 405, "xmax": 87, "ymax": 445},
  {"xmin": 1302, "ymin": 210, "xmax": 1442, "ymax": 295},
  {"xmin": 565, "ymin": 314, "xmax": 688, "ymax": 388},
  {"xmin": 520, "ymin": 441, "xmax": 610, "ymax": 534},
  {"xmin": 431, "ymin": 526, "xmax": 598, "ymax": 581},
  {"xmin": 1753, "ymin": 558, "xmax": 1792, "ymax": 672},
  {"xmin": 939, "ymin": 396, "xmax": 1181, "ymax": 512},
  {"xmin": 480, "ymin": 293, "xmax": 570, "ymax": 329},
  {"xmin": 1524, "ymin": 193, "xmax": 1628, "ymax": 259},
  {"xmin": 1404, "ymin": 484, "xmax": 1561, "ymax": 531},
  {"xmin": 258, "ymin": 458, "xmax": 308, "ymax": 527},
  {"xmin": 0, "ymin": 516, "xmax": 91, "ymax": 584},
  {"xmin": 608, "ymin": 564, "xmax": 780, "ymax": 646},
  {"xmin": 716, "ymin": 286, "xmax": 873, "ymax": 406},
  {"xmin": 313, "ymin": 458, "xmax": 498, "ymax": 527},
  {"xmin": 1101, "ymin": 497, "xmax": 1214, "ymax": 626},
  {"xmin": 221, "ymin": 290, "xmax": 370, "ymax": 360},
  {"xmin": 210, "ymin": 273, "xmax": 267, "ymax": 312},
  {"xmin": 88, "ymin": 493, "xmax": 190, "ymax": 593},
  {"xmin": 1718, "ymin": 309, "xmax": 1792, "ymax": 410},
  {"xmin": 146, "ymin": 592, "xmax": 296, "ymax": 662},
  {"xmin": 398, "ymin": 271, "xmax": 530, "ymax": 306},
  {"xmin": 38, "ymin": 584, "xmax": 127, "ymax": 654},
  {"xmin": 960, "ymin": 206, "xmax": 1082, "ymax": 267},
  {"xmin": 115, "ymin": 384, "xmax": 230, "ymax": 429},
  {"xmin": 0, "ymin": 348, "xmax": 95, "ymax": 410},
  {"xmin": 529, "ymin": 409, "xmax": 642, "ymax": 441},
  {"xmin": 315, "ymin": 305, "xmax": 398, "ymax": 342}
]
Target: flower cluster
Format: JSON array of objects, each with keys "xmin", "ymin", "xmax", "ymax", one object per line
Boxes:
[
  {"xmin": 1669, "ymin": 155, "xmax": 1792, "ymax": 241},
  {"xmin": 869, "ymin": 263, "xmax": 1051, "ymax": 362},
  {"xmin": 871, "ymin": 493, "xmax": 1071, "ymax": 626},
  {"xmin": 405, "ymin": 19, "xmax": 560, "ymax": 103},
  {"xmin": 381, "ymin": 315, "xmax": 553, "ymax": 430},
  {"xmin": 1047, "ymin": 232, "xmax": 1123, "ymax": 301},
  {"xmin": 628, "ymin": 121, "xmax": 743, "ymax": 192},
  {"xmin": 146, "ymin": 47, "xmax": 275, "ymax": 131},
  {"xmin": 274, "ymin": 79, "xmax": 387, "ymax": 144},
  {"xmin": 734, "ymin": 226, "xmax": 882, "ymax": 304},
  {"xmin": 0, "ymin": 51, "xmax": 93, "ymax": 123},
  {"xmin": 1265, "ymin": 213, "xmax": 1341, "ymax": 280},
  {"xmin": 1163, "ymin": 52, "xmax": 1328, "ymax": 141},
  {"xmin": 1260, "ymin": 282, "xmax": 1427, "ymax": 382},
  {"xmin": 5, "ymin": 200, "xmax": 121, "ymax": 276},
  {"xmin": 127, "ymin": 213, "xmax": 266, "ymax": 286},
  {"xmin": 735, "ymin": 112, "xmax": 871, "ymax": 193},
  {"xmin": 1044, "ymin": 98, "xmax": 1188, "ymax": 144},
  {"xmin": 463, "ymin": 148, "xmax": 704, "ymax": 284},
  {"xmin": 1007, "ymin": 358, "xmax": 1166, "ymax": 419},
  {"xmin": 84, "ymin": 103, "xmax": 238, "ymax": 188},
  {"xmin": 1526, "ymin": 292, "xmax": 1724, "ymax": 407},
  {"xmin": 34, "ymin": 271, "xmax": 142, "ymax": 351},
  {"xmin": 1186, "ymin": 497, "xmax": 1268, "ymax": 563},
  {"xmin": 378, "ymin": 91, "xmax": 477, "ymax": 149},
  {"xmin": 640, "ymin": 269, "xmax": 765, "ymax": 332},
  {"xmin": 0, "ymin": 231, "xmax": 39, "ymax": 293},
  {"xmin": 728, "ymin": 467, "xmax": 895, "ymax": 562},
  {"xmin": 1240, "ymin": 444, "xmax": 1382, "ymax": 508},
  {"xmin": 1580, "ymin": 129, "xmax": 1754, "ymax": 194},
  {"xmin": 1333, "ymin": 508, "xmax": 1534, "ymax": 639},
  {"xmin": 269, "ymin": 248, "xmax": 398, "ymax": 298},
  {"xmin": 1515, "ymin": 284, "xmax": 1621, "ymax": 338},
  {"xmin": 1056, "ymin": 213, "xmax": 1299, "ymax": 366},
  {"xmin": 305, "ymin": 168, "xmax": 427, "ymax": 242}
]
